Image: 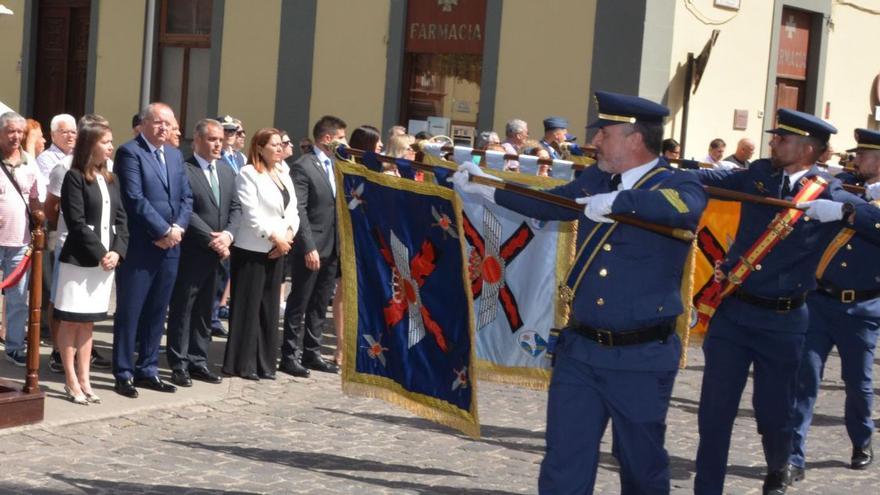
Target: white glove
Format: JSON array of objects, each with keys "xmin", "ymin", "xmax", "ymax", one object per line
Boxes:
[
  {"xmin": 866, "ymin": 182, "xmax": 880, "ymax": 201},
  {"xmin": 453, "ymin": 162, "xmax": 499, "ymax": 203},
  {"xmin": 575, "ymin": 191, "xmax": 619, "ymax": 223},
  {"xmin": 797, "ymin": 199, "xmax": 845, "ymax": 222}
]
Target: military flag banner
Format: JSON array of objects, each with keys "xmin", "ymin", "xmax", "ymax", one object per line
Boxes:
[
  {"xmin": 335, "ymin": 159, "xmax": 480, "ymax": 438},
  {"xmin": 690, "ymin": 199, "xmax": 741, "ymax": 334},
  {"xmin": 422, "ymin": 147, "xmax": 577, "ymax": 388}
]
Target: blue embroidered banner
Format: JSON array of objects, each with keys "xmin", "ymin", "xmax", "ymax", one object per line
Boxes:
[{"xmin": 336, "ymin": 159, "xmax": 479, "ymax": 437}]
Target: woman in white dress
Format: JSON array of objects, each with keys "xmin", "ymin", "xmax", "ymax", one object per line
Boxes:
[{"xmin": 55, "ymin": 121, "xmax": 128, "ymax": 404}]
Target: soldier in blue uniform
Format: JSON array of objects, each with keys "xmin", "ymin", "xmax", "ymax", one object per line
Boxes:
[
  {"xmin": 691, "ymin": 109, "xmax": 880, "ymax": 495},
  {"xmin": 788, "ymin": 128, "xmax": 880, "ymax": 483},
  {"xmin": 454, "ymin": 91, "xmax": 708, "ymax": 494},
  {"xmin": 540, "ymin": 117, "xmax": 568, "ymax": 160}
]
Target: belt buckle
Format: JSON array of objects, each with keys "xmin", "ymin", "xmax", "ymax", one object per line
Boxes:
[
  {"xmin": 841, "ymin": 289, "xmax": 856, "ymax": 303},
  {"xmin": 776, "ymin": 297, "xmax": 793, "ymax": 312},
  {"xmin": 595, "ymin": 329, "xmax": 614, "ymax": 346}
]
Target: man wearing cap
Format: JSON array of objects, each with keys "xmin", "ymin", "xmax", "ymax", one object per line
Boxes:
[
  {"xmin": 217, "ymin": 115, "xmax": 243, "ymax": 174},
  {"xmin": 787, "ymin": 128, "xmax": 880, "ymax": 483},
  {"xmin": 691, "ymin": 109, "xmax": 880, "ymax": 494},
  {"xmin": 455, "ymin": 91, "xmax": 707, "ymax": 494},
  {"xmin": 540, "ymin": 117, "xmax": 568, "ymax": 160}
]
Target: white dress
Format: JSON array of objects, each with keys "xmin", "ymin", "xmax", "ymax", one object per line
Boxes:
[{"xmin": 53, "ymin": 175, "xmax": 115, "ymax": 322}]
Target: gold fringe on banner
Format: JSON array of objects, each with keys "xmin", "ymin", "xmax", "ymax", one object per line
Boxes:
[
  {"xmin": 675, "ymin": 241, "xmax": 697, "ymax": 369},
  {"xmin": 475, "ymin": 359, "xmax": 551, "ymax": 390}
]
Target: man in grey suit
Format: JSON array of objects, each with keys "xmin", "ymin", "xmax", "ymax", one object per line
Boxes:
[
  {"xmin": 166, "ymin": 118, "xmax": 241, "ymax": 387},
  {"xmin": 280, "ymin": 115, "xmax": 347, "ymax": 377}
]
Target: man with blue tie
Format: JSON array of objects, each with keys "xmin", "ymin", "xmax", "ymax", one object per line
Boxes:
[
  {"xmin": 280, "ymin": 115, "xmax": 346, "ymax": 377},
  {"xmin": 112, "ymin": 102, "xmax": 193, "ymax": 398},
  {"xmin": 455, "ymin": 92, "xmax": 708, "ymax": 494},
  {"xmin": 788, "ymin": 128, "xmax": 880, "ymax": 482},
  {"xmin": 692, "ymin": 110, "xmax": 880, "ymax": 494}
]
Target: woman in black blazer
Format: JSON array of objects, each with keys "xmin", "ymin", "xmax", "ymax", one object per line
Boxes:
[{"xmin": 55, "ymin": 121, "xmax": 128, "ymax": 405}]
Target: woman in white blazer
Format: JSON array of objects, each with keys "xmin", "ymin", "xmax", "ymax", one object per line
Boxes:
[{"xmin": 222, "ymin": 128, "xmax": 299, "ymax": 380}]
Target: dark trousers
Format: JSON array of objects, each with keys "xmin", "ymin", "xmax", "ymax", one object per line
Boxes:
[
  {"xmin": 222, "ymin": 247, "xmax": 282, "ymax": 377},
  {"xmin": 539, "ymin": 332, "xmax": 677, "ymax": 495},
  {"xmin": 112, "ymin": 255, "xmax": 180, "ymax": 380},
  {"xmin": 281, "ymin": 252, "xmax": 337, "ymax": 366},
  {"xmin": 790, "ymin": 293, "xmax": 879, "ymax": 468},
  {"xmin": 694, "ymin": 303, "xmax": 806, "ymax": 495},
  {"xmin": 211, "ymin": 258, "xmax": 231, "ymax": 328},
  {"xmin": 166, "ymin": 252, "xmax": 219, "ymax": 371}
]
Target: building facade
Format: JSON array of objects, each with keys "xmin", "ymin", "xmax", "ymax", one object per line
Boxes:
[{"xmin": 0, "ymin": 0, "xmax": 878, "ymax": 157}]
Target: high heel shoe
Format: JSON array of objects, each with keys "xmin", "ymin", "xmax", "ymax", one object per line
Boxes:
[
  {"xmin": 83, "ymin": 391, "xmax": 102, "ymax": 404},
  {"xmin": 64, "ymin": 385, "xmax": 89, "ymax": 405}
]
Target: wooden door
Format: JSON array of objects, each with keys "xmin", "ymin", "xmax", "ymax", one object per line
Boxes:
[
  {"xmin": 774, "ymin": 7, "xmax": 812, "ymax": 115},
  {"xmin": 32, "ymin": 0, "xmax": 91, "ymax": 130}
]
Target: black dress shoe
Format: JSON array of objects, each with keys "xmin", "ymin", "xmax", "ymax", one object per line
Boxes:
[
  {"xmin": 241, "ymin": 373, "xmax": 260, "ymax": 381},
  {"xmin": 134, "ymin": 376, "xmax": 177, "ymax": 393},
  {"xmin": 788, "ymin": 464, "xmax": 805, "ymax": 483},
  {"xmin": 762, "ymin": 468, "xmax": 789, "ymax": 495},
  {"xmin": 303, "ymin": 356, "xmax": 339, "ymax": 374},
  {"xmin": 278, "ymin": 362, "xmax": 311, "ymax": 378},
  {"xmin": 189, "ymin": 367, "xmax": 223, "ymax": 384},
  {"xmin": 852, "ymin": 443, "xmax": 873, "ymax": 470},
  {"xmin": 259, "ymin": 372, "xmax": 276, "ymax": 380},
  {"xmin": 170, "ymin": 370, "xmax": 192, "ymax": 387},
  {"xmin": 211, "ymin": 325, "xmax": 229, "ymax": 338},
  {"xmin": 114, "ymin": 378, "xmax": 139, "ymax": 398}
]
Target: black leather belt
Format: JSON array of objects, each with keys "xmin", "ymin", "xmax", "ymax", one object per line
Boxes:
[
  {"xmin": 816, "ymin": 280, "xmax": 880, "ymax": 303},
  {"xmin": 732, "ymin": 289, "xmax": 806, "ymax": 312},
  {"xmin": 569, "ymin": 321, "xmax": 673, "ymax": 347}
]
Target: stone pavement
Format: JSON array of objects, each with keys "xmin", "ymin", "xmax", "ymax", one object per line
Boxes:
[{"xmin": 0, "ymin": 329, "xmax": 877, "ymax": 494}]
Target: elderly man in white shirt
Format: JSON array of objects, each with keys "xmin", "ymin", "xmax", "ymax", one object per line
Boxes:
[{"xmin": 36, "ymin": 114, "xmax": 77, "ymax": 180}]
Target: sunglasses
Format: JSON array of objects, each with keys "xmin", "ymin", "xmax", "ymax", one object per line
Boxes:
[
  {"xmin": 281, "ymin": 141, "xmax": 291, "ymax": 147},
  {"xmin": 236, "ymin": 131, "xmax": 246, "ymax": 137}
]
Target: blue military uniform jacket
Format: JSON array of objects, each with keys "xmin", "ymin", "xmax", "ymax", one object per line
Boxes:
[
  {"xmin": 495, "ymin": 159, "xmax": 707, "ymax": 371},
  {"xmin": 697, "ymin": 159, "xmax": 880, "ymax": 331},
  {"xmin": 816, "ymin": 195, "xmax": 880, "ymax": 319}
]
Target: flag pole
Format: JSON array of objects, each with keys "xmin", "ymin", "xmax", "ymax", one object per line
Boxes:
[{"xmin": 338, "ymin": 145, "xmax": 695, "ymax": 243}]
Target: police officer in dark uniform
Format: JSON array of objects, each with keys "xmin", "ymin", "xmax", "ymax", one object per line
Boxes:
[
  {"xmin": 454, "ymin": 91, "xmax": 708, "ymax": 494},
  {"xmin": 788, "ymin": 128, "xmax": 880, "ymax": 482},
  {"xmin": 692, "ymin": 109, "xmax": 880, "ymax": 495},
  {"xmin": 540, "ymin": 117, "xmax": 568, "ymax": 160}
]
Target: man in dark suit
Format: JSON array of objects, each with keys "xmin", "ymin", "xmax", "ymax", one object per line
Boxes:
[
  {"xmin": 166, "ymin": 118, "xmax": 240, "ymax": 387},
  {"xmin": 280, "ymin": 115, "xmax": 347, "ymax": 377},
  {"xmin": 112, "ymin": 102, "xmax": 193, "ymax": 398}
]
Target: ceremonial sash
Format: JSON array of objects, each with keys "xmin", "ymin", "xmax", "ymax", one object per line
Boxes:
[
  {"xmin": 694, "ymin": 176, "xmax": 828, "ymax": 323},
  {"xmin": 814, "ymin": 199, "xmax": 880, "ymax": 279},
  {"xmin": 559, "ymin": 167, "xmax": 672, "ymax": 305}
]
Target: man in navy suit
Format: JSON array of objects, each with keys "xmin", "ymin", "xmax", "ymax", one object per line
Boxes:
[{"xmin": 112, "ymin": 102, "xmax": 193, "ymax": 398}]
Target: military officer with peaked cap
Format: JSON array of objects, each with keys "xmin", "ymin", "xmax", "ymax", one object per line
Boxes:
[
  {"xmin": 788, "ymin": 128, "xmax": 880, "ymax": 483},
  {"xmin": 454, "ymin": 91, "xmax": 707, "ymax": 494},
  {"xmin": 540, "ymin": 116, "xmax": 568, "ymax": 160},
  {"xmin": 692, "ymin": 109, "xmax": 880, "ymax": 494}
]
